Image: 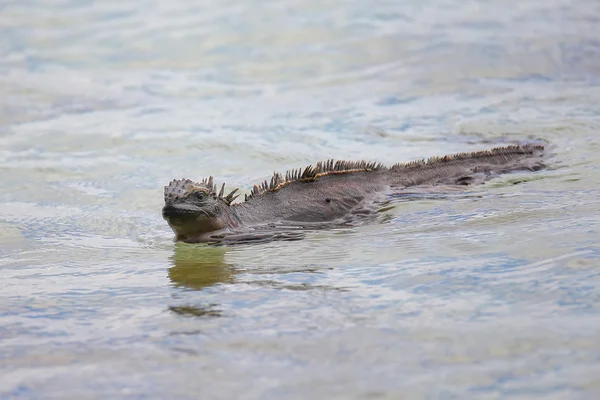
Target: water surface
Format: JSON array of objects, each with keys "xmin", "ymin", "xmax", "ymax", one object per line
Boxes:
[{"xmin": 1, "ymin": 0, "xmax": 600, "ymax": 398}]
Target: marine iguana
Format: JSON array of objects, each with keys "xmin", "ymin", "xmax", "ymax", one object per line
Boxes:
[{"xmin": 163, "ymin": 144, "xmax": 545, "ymax": 244}]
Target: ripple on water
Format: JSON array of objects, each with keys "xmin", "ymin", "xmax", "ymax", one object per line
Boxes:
[{"xmin": 2, "ymin": 0, "xmax": 600, "ymax": 398}]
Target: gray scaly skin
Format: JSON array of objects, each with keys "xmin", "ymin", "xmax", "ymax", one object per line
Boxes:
[{"xmin": 162, "ymin": 144, "xmax": 545, "ymax": 243}]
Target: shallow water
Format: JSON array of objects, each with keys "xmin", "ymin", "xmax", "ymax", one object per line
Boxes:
[{"xmin": 1, "ymin": 0, "xmax": 600, "ymax": 398}]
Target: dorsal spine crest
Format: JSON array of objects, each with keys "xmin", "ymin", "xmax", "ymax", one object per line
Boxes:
[
  {"xmin": 242, "ymin": 159, "xmax": 386, "ymax": 201},
  {"xmin": 169, "ymin": 144, "xmax": 543, "ymax": 205}
]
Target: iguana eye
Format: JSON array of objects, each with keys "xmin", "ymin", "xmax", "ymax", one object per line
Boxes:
[{"xmin": 195, "ymin": 192, "xmax": 207, "ymax": 201}]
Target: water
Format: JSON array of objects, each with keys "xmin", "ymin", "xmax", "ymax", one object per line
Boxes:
[{"xmin": 1, "ymin": 0, "xmax": 600, "ymax": 398}]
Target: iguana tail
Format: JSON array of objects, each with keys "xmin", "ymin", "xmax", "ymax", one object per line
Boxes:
[{"xmin": 388, "ymin": 144, "xmax": 545, "ymax": 187}]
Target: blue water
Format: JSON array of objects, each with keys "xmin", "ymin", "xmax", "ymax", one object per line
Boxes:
[{"xmin": 1, "ymin": 0, "xmax": 600, "ymax": 398}]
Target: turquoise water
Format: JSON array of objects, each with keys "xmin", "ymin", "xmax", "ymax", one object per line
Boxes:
[{"xmin": 1, "ymin": 0, "xmax": 600, "ymax": 398}]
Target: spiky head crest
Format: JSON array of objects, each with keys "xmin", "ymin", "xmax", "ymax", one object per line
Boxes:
[{"xmin": 164, "ymin": 177, "xmax": 240, "ymax": 205}]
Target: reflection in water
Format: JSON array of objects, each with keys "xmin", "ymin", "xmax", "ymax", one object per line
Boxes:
[
  {"xmin": 168, "ymin": 243, "xmax": 234, "ymax": 318},
  {"xmin": 247, "ymin": 279, "xmax": 347, "ymax": 292},
  {"xmin": 168, "ymin": 305, "xmax": 222, "ymax": 318},
  {"xmin": 168, "ymin": 243, "xmax": 233, "ymax": 290},
  {"xmin": 167, "ymin": 241, "xmax": 346, "ymax": 313}
]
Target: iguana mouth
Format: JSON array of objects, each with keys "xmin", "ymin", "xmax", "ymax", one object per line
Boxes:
[{"xmin": 162, "ymin": 204, "xmax": 203, "ymax": 219}]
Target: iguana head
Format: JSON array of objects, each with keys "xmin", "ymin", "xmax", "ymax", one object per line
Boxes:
[{"xmin": 162, "ymin": 177, "xmax": 240, "ymax": 242}]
